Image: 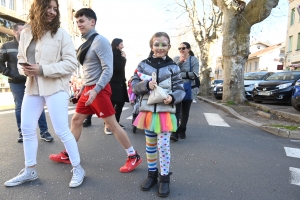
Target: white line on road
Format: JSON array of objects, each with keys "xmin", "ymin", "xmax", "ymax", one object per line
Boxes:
[
  {"xmin": 290, "ymin": 167, "xmax": 300, "ymax": 186},
  {"xmin": 127, "ymin": 116, "xmax": 133, "ymax": 120},
  {"xmin": 204, "ymin": 113, "xmax": 230, "ymax": 127},
  {"xmin": 123, "ymin": 107, "xmax": 130, "ymax": 111},
  {"xmin": 0, "ymin": 106, "xmax": 76, "ymax": 115},
  {"xmin": 68, "ymin": 109, "xmax": 76, "ymax": 115},
  {"xmin": 0, "ymin": 110, "xmax": 14, "ymax": 115},
  {"xmin": 284, "ymin": 147, "xmax": 300, "ymax": 159},
  {"xmin": 290, "ymin": 140, "xmax": 300, "ymax": 143}
]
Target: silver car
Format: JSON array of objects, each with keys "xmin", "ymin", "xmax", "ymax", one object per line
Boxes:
[
  {"xmin": 213, "ymin": 72, "xmax": 275, "ymax": 100},
  {"xmin": 244, "ymin": 72, "xmax": 275, "ymax": 99}
]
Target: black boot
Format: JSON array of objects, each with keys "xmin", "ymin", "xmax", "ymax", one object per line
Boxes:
[
  {"xmin": 158, "ymin": 172, "xmax": 172, "ymax": 197},
  {"xmin": 141, "ymin": 169, "xmax": 158, "ymax": 191},
  {"xmin": 82, "ymin": 118, "xmax": 91, "ymax": 127},
  {"xmin": 170, "ymin": 132, "xmax": 178, "ymax": 141},
  {"xmin": 179, "ymin": 127, "xmax": 186, "ymax": 139}
]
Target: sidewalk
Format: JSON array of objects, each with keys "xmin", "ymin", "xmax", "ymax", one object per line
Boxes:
[
  {"xmin": 0, "ymin": 92, "xmax": 14, "ymax": 110},
  {"xmin": 198, "ymin": 95, "xmax": 300, "ymax": 139}
]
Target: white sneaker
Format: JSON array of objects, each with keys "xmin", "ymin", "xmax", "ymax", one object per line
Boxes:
[
  {"xmin": 4, "ymin": 168, "xmax": 38, "ymax": 187},
  {"xmin": 104, "ymin": 126, "xmax": 112, "ymax": 135},
  {"xmin": 69, "ymin": 165, "xmax": 85, "ymax": 188},
  {"xmin": 193, "ymin": 99, "xmax": 197, "ymax": 103}
]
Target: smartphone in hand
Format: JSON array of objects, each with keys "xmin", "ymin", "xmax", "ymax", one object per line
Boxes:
[{"xmin": 19, "ymin": 62, "xmax": 31, "ymax": 66}]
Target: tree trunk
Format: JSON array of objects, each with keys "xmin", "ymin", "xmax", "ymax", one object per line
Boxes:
[
  {"xmin": 199, "ymin": 42, "xmax": 215, "ymax": 96},
  {"xmin": 221, "ymin": 10, "xmax": 250, "ymax": 103},
  {"xmin": 212, "ymin": 0, "xmax": 280, "ymax": 104}
]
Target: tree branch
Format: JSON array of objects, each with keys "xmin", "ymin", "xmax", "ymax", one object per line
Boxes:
[{"xmin": 243, "ymin": 0, "xmax": 280, "ymax": 26}]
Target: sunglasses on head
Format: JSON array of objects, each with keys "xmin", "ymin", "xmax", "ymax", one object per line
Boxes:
[{"xmin": 178, "ymin": 47, "xmax": 187, "ymax": 50}]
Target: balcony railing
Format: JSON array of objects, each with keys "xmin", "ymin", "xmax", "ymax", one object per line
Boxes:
[{"xmin": 291, "ymin": 50, "xmax": 300, "ymax": 64}]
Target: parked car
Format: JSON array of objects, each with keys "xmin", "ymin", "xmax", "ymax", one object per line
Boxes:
[
  {"xmin": 213, "ymin": 82, "xmax": 223, "ymax": 99},
  {"xmin": 211, "ymin": 79, "xmax": 223, "ymax": 89},
  {"xmin": 252, "ymin": 71, "xmax": 300, "ymax": 104},
  {"xmin": 213, "ymin": 72, "xmax": 274, "ymax": 100},
  {"xmin": 244, "ymin": 72, "xmax": 275, "ymax": 99},
  {"xmin": 291, "ymin": 79, "xmax": 300, "ymax": 111}
]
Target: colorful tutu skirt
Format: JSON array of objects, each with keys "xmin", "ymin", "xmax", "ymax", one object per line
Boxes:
[{"xmin": 133, "ymin": 111, "xmax": 177, "ymax": 134}]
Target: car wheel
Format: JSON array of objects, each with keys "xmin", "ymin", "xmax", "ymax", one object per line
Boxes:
[{"xmin": 291, "ymin": 98, "xmax": 300, "ymax": 112}]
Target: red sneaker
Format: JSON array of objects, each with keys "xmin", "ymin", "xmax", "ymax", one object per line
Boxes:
[
  {"xmin": 49, "ymin": 150, "xmax": 71, "ymax": 164},
  {"xmin": 119, "ymin": 151, "xmax": 142, "ymax": 173}
]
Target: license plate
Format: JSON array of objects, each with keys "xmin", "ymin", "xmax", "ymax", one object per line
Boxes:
[
  {"xmin": 217, "ymin": 91, "xmax": 223, "ymax": 94},
  {"xmin": 258, "ymin": 91, "xmax": 271, "ymax": 96}
]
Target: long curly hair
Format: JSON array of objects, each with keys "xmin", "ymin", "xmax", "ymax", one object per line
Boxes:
[{"xmin": 28, "ymin": 0, "xmax": 60, "ymax": 40}]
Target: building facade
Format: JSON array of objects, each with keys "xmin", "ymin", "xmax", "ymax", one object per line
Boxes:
[
  {"xmin": 0, "ymin": 0, "xmax": 92, "ymax": 91},
  {"xmin": 246, "ymin": 42, "xmax": 285, "ymax": 73},
  {"xmin": 285, "ymin": 0, "xmax": 300, "ymax": 70}
]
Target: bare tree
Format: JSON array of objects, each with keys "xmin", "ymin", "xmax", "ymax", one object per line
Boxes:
[
  {"xmin": 176, "ymin": 0, "xmax": 223, "ymax": 95},
  {"xmin": 211, "ymin": 0, "xmax": 280, "ymax": 103}
]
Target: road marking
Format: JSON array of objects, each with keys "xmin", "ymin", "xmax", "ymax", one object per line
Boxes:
[
  {"xmin": 0, "ymin": 110, "xmax": 14, "ymax": 115},
  {"xmin": 204, "ymin": 113, "xmax": 230, "ymax": 127},
  {"xmin": 284, "ymin": 147, "xmax": 300, "ymax": 159},
  {"xmin": 68, "ymin": 109, "xmax": 76, "ymax": 115},
  {"xmin": 290, "ymin": 140, "xmax": 300, "ymax": 143},
  {"xmin": 123, "ymin": 107, "xmax": 130, "ymax": 111},
  {"xmin": 0, "ymin": 106, "xmax": 76, "ymax": 115},
  {"xmin": 290, "ymin": 167, "xmax": 300, "ymax": 186},
  {"xmin": 127, "ymin": 116, "xmax": 133, "ymax": 120}
]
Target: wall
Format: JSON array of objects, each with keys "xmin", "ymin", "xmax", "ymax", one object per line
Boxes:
[{"xmin": 285, "ymin": 0, "xmax": 300, "ymax": 69}]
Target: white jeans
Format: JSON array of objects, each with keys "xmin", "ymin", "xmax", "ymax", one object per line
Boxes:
[{"xmin": 21, "ymin": 91, "xmax": 80, "ymax": 167}]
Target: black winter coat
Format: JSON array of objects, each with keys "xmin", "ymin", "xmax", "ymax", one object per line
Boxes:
[
  {"xmin": 0, "ymin": 38, "xmax": 26, "ymax": 84},
  {"xmin": 110, "ymin": 49, "xmax": 129, "ymax": 103}
]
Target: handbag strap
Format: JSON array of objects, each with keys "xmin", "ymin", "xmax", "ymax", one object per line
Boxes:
[
  {"xmin": 76, "ymin": 33, "xmax": 99, "ymax": 65},
  {"xmin": 188, "ymin": 56, "xmax": 192, "ymax": 84},
  {"xmin": 189, "ymin": 56, "xmax": 192, "ymax": 72}
]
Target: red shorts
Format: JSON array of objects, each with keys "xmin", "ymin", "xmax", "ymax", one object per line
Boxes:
[{"xmin": 76, "ymin": 84, "xmax": 115, "ymax": 118}]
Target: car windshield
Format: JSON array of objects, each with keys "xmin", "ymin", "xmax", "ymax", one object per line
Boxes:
[
  {"xmin": 244, "ymin": 73, "xmax": 266, "ymax": 80},
  {"xmin": 266, "ymin": 72, "xmax": 300, "ymax": 81},
  {"xmin": 214, "ymin": 80, "xmax": 223, "ymax": 84}
]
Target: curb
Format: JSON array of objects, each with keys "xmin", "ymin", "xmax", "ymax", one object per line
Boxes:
[
  {"xmin": 248, "ymin": 102, "xmax": 300, "ymax": 123},
  {"xmin": 198, "ymin": 96, "xmax": 300, "ymax": 139}
]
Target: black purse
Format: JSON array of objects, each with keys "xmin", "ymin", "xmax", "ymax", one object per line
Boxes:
[{"xmin": 192, "ymin": 72, "xmax": 200, "ymax": 89}]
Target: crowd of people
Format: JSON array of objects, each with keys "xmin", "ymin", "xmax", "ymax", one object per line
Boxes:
[{"xmin": 0, "ymin": 0, "xmax": 200, "ymax": 197}]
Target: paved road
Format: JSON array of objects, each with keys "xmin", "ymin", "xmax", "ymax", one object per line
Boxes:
[{"xmin": 1, "ymin": 100, "xmax": 300, "ymax": 199}]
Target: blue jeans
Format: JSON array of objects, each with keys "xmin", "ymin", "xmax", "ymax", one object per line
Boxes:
[{"xmin": 9, "ymin": 83, "xmax": 48, "ymax": 135}]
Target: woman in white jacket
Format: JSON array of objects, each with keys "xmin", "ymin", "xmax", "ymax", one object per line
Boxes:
[{"xmin": 4, "ymin": 0, "xmax": 85, "ymax": 188}]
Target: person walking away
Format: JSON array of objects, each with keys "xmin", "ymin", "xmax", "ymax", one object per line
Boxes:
[
  {"xmin": 132, "ymin": 32, "xmax": 185, "ymax": 197},
  {"xmin": 4, "ymin": 0, "xmax": 85, "ymax": 187},
  {"xmin": 103, "ymin": 38, "xmax": 129, "ymax": 134},
  {"xmin": 0, "ymin": 23, "xmax": 53, "ymax": 143},
  {"xmin": 49, "ymin": 8, "xmax": 142, "ymax": 173},
  {"xmin": 171, "ymin": 42, "xmax": 200, "ymax": 141}
]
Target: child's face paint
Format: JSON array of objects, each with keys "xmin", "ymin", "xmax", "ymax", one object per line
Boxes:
[
  {"xmin": 151, "ymin": 36, "xmax": 170, "ymax": 58},
  {"xmin": 153, "ymin": 41, "xmax": 169, "ymax": 49}
]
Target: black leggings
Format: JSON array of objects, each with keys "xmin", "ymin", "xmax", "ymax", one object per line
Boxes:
[
  {"xmin": 85, "ymin": 101, "xmax": 125, "ymax": 123},
  {"xmin": 175, "ymin": 100, "xmax": 192, "ymax": 128}
]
